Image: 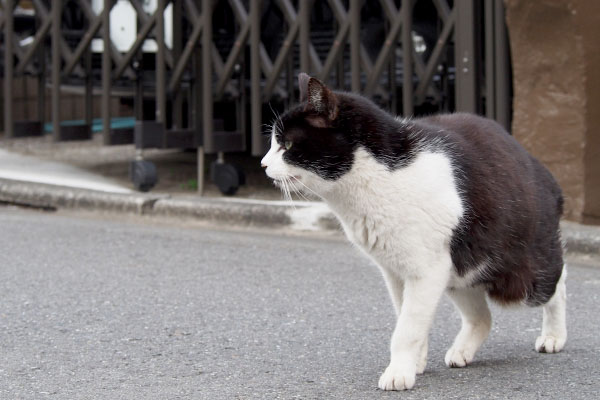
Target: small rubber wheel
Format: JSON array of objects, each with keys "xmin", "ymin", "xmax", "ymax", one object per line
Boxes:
[
  {"xmin": 129, "ymin": 160, "xmax": 158, "ymax": 192},
  {"xmin": 210, "ymin": 162, "xmax": 243, "ymax": 195}
]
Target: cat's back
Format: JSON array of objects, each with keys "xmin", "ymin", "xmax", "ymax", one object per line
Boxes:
[
  {"xmin": 415, "ymin": 112, "xmax": 562, "ymax": 212},
  {"xmin": 417, "ymin": 112, "xmax": 526, "ymax": 164}
]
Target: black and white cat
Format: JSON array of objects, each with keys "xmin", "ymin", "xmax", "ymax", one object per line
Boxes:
[{"xmin": 261, "ymin": 73, "xmax": 566, "ymax": 391}]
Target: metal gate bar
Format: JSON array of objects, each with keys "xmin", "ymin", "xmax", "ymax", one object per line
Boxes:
[
  {"xmin": 250, "ymin": 0, "xmax": 261, "ymax": 155},
  {"xmin": 3, "ymin": 0, "xmax": 13, "ymax": 138},
  {"xmin": 454, "ymin": 0, "xmax": 477, "ymax": 113},
  {"xmin": 51, "ymin": 0, "xmax": 61, "ymax": 142}
]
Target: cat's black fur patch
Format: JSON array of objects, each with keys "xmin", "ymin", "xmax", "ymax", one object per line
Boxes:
[
  {"xmin": 420, "ymin": 114, "xmax": 564, "ymax": 306},
  {"xmin": 276, "ymin": 87, "xmax": 563, "ymax": 306},
  {"xmin": 277, "ymin": 92, "xmax": 419, "ymax": 179}
]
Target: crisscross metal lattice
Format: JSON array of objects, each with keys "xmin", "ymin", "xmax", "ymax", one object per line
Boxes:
[{"xmin": 2, "ymin": 0, "xmax": 511, "ymax": 191}]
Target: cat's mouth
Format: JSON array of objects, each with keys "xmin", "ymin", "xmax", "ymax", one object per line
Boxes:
[
  {"xmin": 271, "ymin": 175, "xmax": 301, "ymax": 185},
  {"xmin": 270, "ymin": 176, "xmax": 304, "ymax": 195},
  {"xmin": 270, "ymin": 174, "xmax": 320, "ymax": 200}
]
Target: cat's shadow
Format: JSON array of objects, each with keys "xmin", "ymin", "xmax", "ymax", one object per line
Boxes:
[{"xmin": 422, "ymin": 349, "xmax": 568, "ymax": 378}]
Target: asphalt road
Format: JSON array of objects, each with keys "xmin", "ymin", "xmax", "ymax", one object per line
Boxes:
[{"xmin": 1, "ymin": 207, "xmax": 599, "ymax": 400}]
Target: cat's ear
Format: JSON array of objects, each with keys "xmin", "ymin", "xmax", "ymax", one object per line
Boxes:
[
  {"xmin": 298, "ymin": 73, "xmax": 338, "ymax": 123},
  {"xmin": 298, "ymin": 72, "xmax": 310, "ymax": 103},
  {"xmin": 307, "ymin": 77, "xmax": 339, "ymax": 121}
]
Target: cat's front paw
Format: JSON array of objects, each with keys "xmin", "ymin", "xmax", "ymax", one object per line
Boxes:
[
  {"xmin": 444, "ymin": 345, "xmax": 475, "ymax": 368},
  {"xmin": 535, "ymin": 335, "xmax": 566, "ymax": 353},
  {"xmin": 378, "ymin": 362, "xmax": 416, "ymax": 391}
]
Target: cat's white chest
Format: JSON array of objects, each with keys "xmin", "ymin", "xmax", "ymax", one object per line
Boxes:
[{"xmin": 328, "ymin": 148, "xmax": 464, "ymax": 271}]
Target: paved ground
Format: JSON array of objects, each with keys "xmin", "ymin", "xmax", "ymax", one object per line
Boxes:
[{"xmin": 1, "ymin": 207, "xmax": 599, "ymax": 400}]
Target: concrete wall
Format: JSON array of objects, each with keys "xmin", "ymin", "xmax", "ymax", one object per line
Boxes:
[
  {"xmin": 505, "ymin": 0, "xmax": 600, "ymax": 223},
  {"xmin": 578, "ymin": 0, "xmax": 600, "ymax": 223}
]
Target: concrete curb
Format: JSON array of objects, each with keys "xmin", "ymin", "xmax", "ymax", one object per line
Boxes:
[
  {"xmin": 0, "ymin": 178, "xmax": 338, "ymax": 232},
  {"xmin": 152, "ymin": 197, "xmax": 339, "ymax": 231},
  {"xmin": 0, "ymin": 178, "xmax": 598, "ymax": 257},
  {"xmin": 0, "ymin": 179, "xmax": 164, "ymax": 214},
  {"xmin": 561, "ymin": 221, "xmax": 600, "ymax": 257}
]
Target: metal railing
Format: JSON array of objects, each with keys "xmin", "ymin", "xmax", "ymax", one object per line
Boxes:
[{"xmin": 1, "ymin": 0, "xmax": 511, "ymax": 190}]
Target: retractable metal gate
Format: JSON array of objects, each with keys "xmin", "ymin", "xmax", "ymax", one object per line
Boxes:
[{"xmin": 1, "ymin": 0, "xmax": 511, "ymax": 193}]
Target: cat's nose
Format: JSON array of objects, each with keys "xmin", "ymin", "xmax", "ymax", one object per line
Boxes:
[{"xmin": 260, "ymin": 154, "xmax": 269, "ymax": 169}]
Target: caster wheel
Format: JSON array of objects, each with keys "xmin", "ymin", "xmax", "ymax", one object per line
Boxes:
[
  {"xmin": 130, "ymin": 160, "xmax": 157, "ymax": 192},
  {"xmin": 210, "ymin": 161, "xmax": 245, "ymax": 195}
]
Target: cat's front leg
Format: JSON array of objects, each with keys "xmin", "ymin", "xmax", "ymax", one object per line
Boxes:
[
  {"xmin": 379, "ymin": 269, "xmax": 427, "ymax": 374},
  {"xmin": 378, "ymin": 260, "xmax": 450, "ymax": 391}
]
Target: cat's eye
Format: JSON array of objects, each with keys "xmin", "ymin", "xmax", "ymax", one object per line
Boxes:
[{"xmin": 284, "ymin": 141, "xmax": 293, "ymax": 150}]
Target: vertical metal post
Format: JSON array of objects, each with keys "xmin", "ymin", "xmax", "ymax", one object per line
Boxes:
[
  {"xmin": 335, "ymin": 17, "xmax": 343, "ymax": 88},
  {"xmin": 22, "ymin": 77, "xmax": 29, "ymax": 120},
  {"xmin": 52, "ymin": 0, "xmax": 62, "ymax": 141},
  {"xmin": 202, "ymin": 0, "xmax": 214, "ymax": 153},
  {"xmin": 335, "ymin": 9, "xmax": 350, "ymax": 90},
  {"xmin": 156, "ymin": 0, "xmax": 166, "ymax": 129},
  {"xmin": 350, "ymin": 0, "xmax": 361, "ymax": 92},
  {"xmin": 172, "ymin": 0, "xmax": 183, "ymax": 128},
  {"xmin": 135, "ymin": 58, "xmax": 143, "ymax": 120},
  {"xmin": 286, "ymin": 54, "xmax": 293, "ymax": 108},
  {"xmin": 237, "ymin": 49, "xmax": 247, "ymax": 151},
  {"xmin": 299, "ymin": 0, "xmax": 310, "ymax": 74},
  {"xmin": 194, "ymin": 39, "xmax": 204, "ymax": 194},
  {"xmin": 0, "ymin": 76, "xmax": 3, "ymax": 134},
  {"xmin": 250, "ymin": 0, "xmax": 262, "ymax": 155},
  {"xmin": 494, "ymin": 0, "xmax": 510, "ymax": 131},
  {"xmin": 4, "ymin": 0, "xmax": 14, "ymax": 138},
  {"xmin": 37, "ymin": 33, "xmax": 46, "ymax": 129},
  {"xmin": 336, "ymin": 49, "xmax": 344, "ymax": 89},
  {"xmin": 187, "ymin": 84, "xmax": 193, "ymax": 130},
  {"xmin": 197, "ymin": 141, "xmax": 205, "ymax": 193},
  {"xmin": 239, "ymin": 73, "xmax": 247, "ymax": 151},
  {"xmin": 102, "ymin": 0, "xmax": 111, "ymax": 145},
  {"xmin": 484, "ymin": 0, "xmax": 495, "ymax": 120},
  {"xmin": 402, "ymin": 0, "xmax": 413, "ymax": 116},
  {"xmin": 454, "ymin": 0, "xmax": 477, "ymax": 113},
  {"xmin": 389, "ymin": 29, "xmax": 397, "ymax": 113},
  {"xmin": 85, "ymin": 47, "xmax": 93, "ymax": 127}
]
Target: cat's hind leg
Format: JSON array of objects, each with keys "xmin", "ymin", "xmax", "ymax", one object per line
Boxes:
[
  {"xmin": 535, "ymin": 265, "xmax": 567, "ymax": 353},
  {"xmin": 445, "ymin": 286, "xmax": 492, "ymax": 368}
]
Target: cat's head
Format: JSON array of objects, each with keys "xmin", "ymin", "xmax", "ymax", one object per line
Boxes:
[{"xmin": 261, "ymin": 73, "xmax": 369, "ymax": 198}]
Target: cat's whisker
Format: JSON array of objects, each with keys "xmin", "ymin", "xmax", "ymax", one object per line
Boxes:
[
  {"xmin": 267, "ymin": 102, "xmax": 277, "ymax": 121},
  {"xmin": 267, "ymin": 103, "xmax": 285, "ymax": 136},
  {"xmin": 281, "ymin": 177, "xmax": 297, "ymax": 209},
  {"xmin": 282, "ymin": 178, "xmax": 290, "ymax": 203},
  {"xmin": 293, "ymin": 185, "xmax": 310, "ymax": 202},
  {"xmin": 287, "ymin": 178, "xmax": 300, "ymax": 208},
  {"xmin": 262, "ymin": 122, "xmax": 276, "ymax": 137},
  {"xmin": 277, "ymin": 177, "xmax": 288, "ymax": 201},
  {"xmin": 290, "ymin": 181, "xmax": 310, "ymax": 202},
  {"xmin": 287, "ymin": 179, "xmax": 310, "ymax": 202},
  {"xmin": 291, "ymin": 176, "xmax": 321, "ymax": 200}
]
